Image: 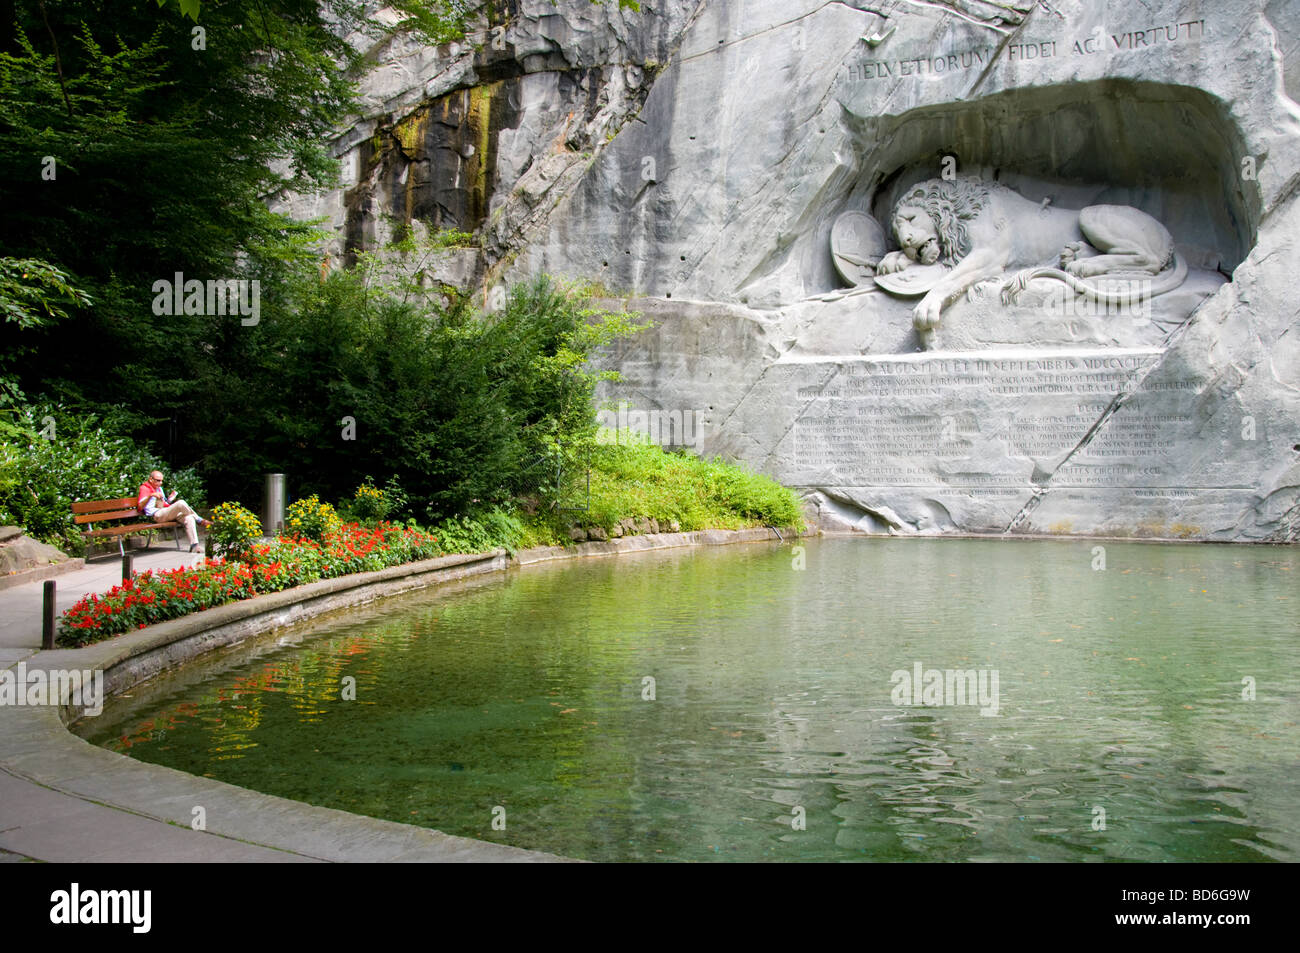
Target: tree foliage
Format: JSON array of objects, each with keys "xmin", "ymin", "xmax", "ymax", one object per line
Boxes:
[
  {"xmin": 183, "ymin": 267, "xmax": 642, "ymax": 519},
  {"xmin": 0, "ymin": 257, "xmax": 92, "ymax": 329},
  {"xmin": 0, "ymin": 403, "xmax": 205, "ymax": 552},
  {"xmin": 0, "ymin": 0, "xmax": 650, "ymax": 521},
  {"xmin": 0, "ymin": 0, "xmax": 374, "ymax": 434}
]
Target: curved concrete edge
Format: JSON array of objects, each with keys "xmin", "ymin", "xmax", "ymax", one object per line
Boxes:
[
  {"xmin": 0, "ymin": 527, "xmax": 801, "ymax": 862},
  {"xmin": 0, "ymin": 705, "xmax": 568, "ymax": 862},
  {"xmin": 515, "ymin": 526, "xmax": 806, "ymax": 564},
  {"xmin": 815, "ymin": 528, "xmax": 1298, "ymax": 546},
  {"xmin": 39, "ymin": 549, "xmax": 511, "ymax": 717}
]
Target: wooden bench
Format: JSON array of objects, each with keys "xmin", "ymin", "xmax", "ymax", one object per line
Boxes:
[{"xmin": 72, "ymin": 497, "xmax": 185, "ymax": 558}]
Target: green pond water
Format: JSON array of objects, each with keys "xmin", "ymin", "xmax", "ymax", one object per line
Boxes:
[{"xmin": 79, "ymin": 537, "xmax": 1300, "ymax": 862}]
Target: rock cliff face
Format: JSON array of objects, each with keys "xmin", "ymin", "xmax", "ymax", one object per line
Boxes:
[
  {"xmin": 281, "ymin": 0, "xmax": 1300, "ymax": 542},
  {"xmin": 274, "ymin": 0, "xmax": 703, "ymax": 286}
]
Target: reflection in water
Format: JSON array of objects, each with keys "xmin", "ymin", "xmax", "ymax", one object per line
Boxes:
[{"xmin": 80, "ymin": 538, "xmax": 1299, "ymax": 862}]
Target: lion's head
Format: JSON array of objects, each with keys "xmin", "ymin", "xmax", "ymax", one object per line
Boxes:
[{"xmin": 890, "ymin": 177, "xmax": 991, "ymax": 266}]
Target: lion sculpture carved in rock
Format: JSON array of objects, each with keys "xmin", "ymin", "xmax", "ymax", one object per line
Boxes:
[{"xmin": 873, "ymin": 176, "xmax": 1187, "ymax": 346}]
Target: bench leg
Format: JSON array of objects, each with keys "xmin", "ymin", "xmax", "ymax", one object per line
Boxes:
[{"xmin": 174, "ymin": 525, "xmax": 183, "ymax": 551}]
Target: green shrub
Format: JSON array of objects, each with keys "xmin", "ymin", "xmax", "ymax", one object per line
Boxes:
[
  {"xmin": 184, "ymin": 271, "xmax": 644, "ymax": 520},
  {"xmin": 522, "ymin": 433, "xmax": 805, "ymax": 544},
  {"xmin": 0, "ymin": 404, "xmax": 204, "ymax": 552},
  {"xmin": 284, "ymin": 494, "xmax": 341, "ymax": 543},
  {"xmin": 348, "ymin": 481, "xmax": 391, "ymax": 523},
  {"xmin": 341, "ymin": 476, "xmax": 408, "ymax": 525},
  {"xmin": 428, "ymin": 507, "xmax": 524, "ymax": 555},
  {"xmin": 208, "ymin": 501, "xmax": 262, "ymax": 559}
]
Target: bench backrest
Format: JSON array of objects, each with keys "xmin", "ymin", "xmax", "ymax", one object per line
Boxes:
[{"xmin": 72, "ymin": 497, "xmax": 142, "ymax": 525}]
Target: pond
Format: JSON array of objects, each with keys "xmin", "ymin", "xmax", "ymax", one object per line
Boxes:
[{"xmin": 78, "ymin": 537, "xmax": 1300, "ymax": 862}]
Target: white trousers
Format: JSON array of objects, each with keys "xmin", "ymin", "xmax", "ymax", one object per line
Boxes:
[{"xmin": 153, "ymin": 501, "xmax": 200, "ymax": 546}]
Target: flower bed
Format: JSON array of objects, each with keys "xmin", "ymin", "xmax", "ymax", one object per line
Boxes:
[{"xmin": 57, "ymin": 522, "xmax": 441, "ymax": 647}]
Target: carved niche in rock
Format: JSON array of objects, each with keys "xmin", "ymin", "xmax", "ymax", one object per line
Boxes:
[{"xmin": 832, "ymin": 176, "xmax": 1193, "ymax": 349}]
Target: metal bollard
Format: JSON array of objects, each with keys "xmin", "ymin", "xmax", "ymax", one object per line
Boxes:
[
  {"xmin": 42, "ymin": 580, "xmax": 56, "ymax": 650},
  {"xmin": 264, "ymin": 473, "xmax": 286, "ymax": 538},
  {"xmin": 122, "ymin": 553, "xmax": 133, "ymax": 583}
]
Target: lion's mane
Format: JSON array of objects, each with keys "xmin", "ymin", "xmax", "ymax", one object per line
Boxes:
[{"xmin": 893, "ymin": 178, "xmax": 993, "ymax": 265}]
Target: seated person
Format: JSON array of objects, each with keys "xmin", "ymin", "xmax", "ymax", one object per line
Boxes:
[{"xmin": 138, "ymin": 469, "xmax": 210, "ymax": 552}]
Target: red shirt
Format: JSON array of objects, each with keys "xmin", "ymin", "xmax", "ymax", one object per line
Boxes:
[{"xmin": 138, "ymin": 482, "xmax": 162, "ymax": 514}]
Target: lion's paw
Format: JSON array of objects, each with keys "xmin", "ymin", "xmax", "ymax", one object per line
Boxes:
[
  {"xmin": 876, "ymin": 251, "xmax": 910, "ymax": 275},
  {"xmin": 1059, "ymin": 241, "xmax": 1086, "ymax": 267},
  {"xmin": 1064, "ymin": 257, "xmax": 1107, "ymax": 278},
  {"xmin": 1000, "ymin": 273, "xmax": 1029, "ymax": 304},
  {"xmin": 912, "ymin": 294, "xmax": 943, "ymax": 331}
]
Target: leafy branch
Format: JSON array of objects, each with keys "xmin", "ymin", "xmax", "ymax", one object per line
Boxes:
[{"xmin": 0, "ymin": 257, "xmax": 92, "ymax": 328}]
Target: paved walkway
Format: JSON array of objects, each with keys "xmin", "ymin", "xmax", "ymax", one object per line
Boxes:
[
  {"xmin": 0, "ymin": 767, "xmax": 314, "ymax": 862},
  {"xmin": 0, "ymin": 546, "xmax": 203, "ymax": 650},
  {"xmin": 0, "ymin": 672, "xmax": 567, "ymax": 863},
  {"xmin": 0, "ymin": 545, "xmax": 306, "ymax": 862}
]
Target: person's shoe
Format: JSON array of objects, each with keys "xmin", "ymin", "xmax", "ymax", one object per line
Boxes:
[{"xmin": 189, "ymin": 543, "xmax": 200, "ymax": 553}]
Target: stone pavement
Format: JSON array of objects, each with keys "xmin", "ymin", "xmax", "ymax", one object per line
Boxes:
[
  {"xmin": 0, "ymin": 546, "xmax": 203, "ymax": 650},
  {"xmin": 0, "ymin": 672, "xmax": 570, "ymax": 863},
  {"xmin": 0, "ymin": 542, "xmax": 312, "ymax": 862},
  {"xmin": 0, "ymin": 767, "xmax": 315, "ymax": 862}
]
